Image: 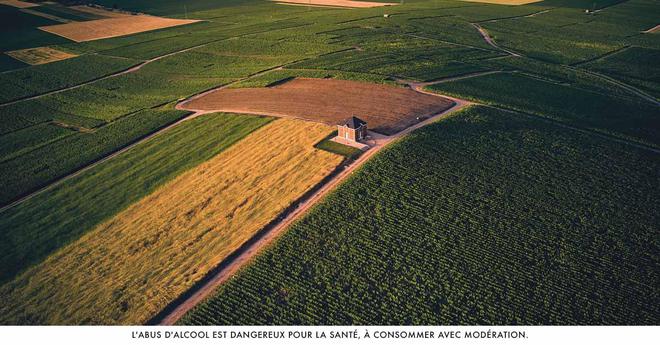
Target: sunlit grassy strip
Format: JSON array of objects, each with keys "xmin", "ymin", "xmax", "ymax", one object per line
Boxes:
[{"xmin": 0, "ymin": 118, "xmax": 343, "ymax": 325}]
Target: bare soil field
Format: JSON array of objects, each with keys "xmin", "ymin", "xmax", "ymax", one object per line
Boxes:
[
  {"xmin": 0, "ymin": 0, "xmax": 38, "ymax": 8},
  {"xmin": 38, "ymin": 15, "xmax": 200, "ymax": 42},
  {"xmin": 6, "ymin": 47, "xmax": 77, "ymax": 65},
  {"xmin": 183, "ymin": 78, "xmax": 455, "ymax": 135},
  {"xmin": 0, "ymin": 118, "xmax": 343, "ymax": 325},
  {"xmin": 459, "ymin": 0, "xmax": 542, "ymax": 5},
  {"xmin": 271, "ymin": 0, "xmax": 396, "ymax": 8}
]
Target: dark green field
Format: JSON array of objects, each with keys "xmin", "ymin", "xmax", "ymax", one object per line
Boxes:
[
  {"xmin": 0, "ymin": 0, "xmax": 658, "ymax": 326},
  {"xmin": 180, "ymin": 106, "xmax": 659, "ymax": 325}
]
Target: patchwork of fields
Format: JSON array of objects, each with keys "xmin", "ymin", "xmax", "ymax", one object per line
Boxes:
[
  {"xmin": 0, "ymin": 118, "xmax": 343, "ymax": 324},
  {"xmin": 0, "ymin": 0, "xmax": 658, "ymax": 326}
]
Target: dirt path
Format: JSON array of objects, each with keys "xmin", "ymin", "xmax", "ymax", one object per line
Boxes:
[
  {"xmin": 642, "ymin": 24, "xmax": 659, "ymax": 33},
  {"xmin": 404, "ymin": 70, "xmax": 505, "ymax": 88},
  {"xmin": 470, "ymin": 23, "xmax": 521, "ymax": 57},
  {"xmin": 154, "ymin": 86, "xmax": 471, "ymax": 325},
  {"xmin": 574, "ymin": 68, "xmax": 659, "ymax": 106},
  {"xmin": 476, "ymin": 8, "xmax": 553, "ymax": 24}
]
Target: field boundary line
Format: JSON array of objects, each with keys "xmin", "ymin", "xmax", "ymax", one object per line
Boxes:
[
  {"xmin": 572, "ymin": 68, "xmax": 659, "ymax": 106},
  {"xmin": 474, "ymin": 7, "xmax": 555, "ymax": 24},
  {"xmin": 570, "ymin": 45, "xmax": 630, "ymax": 67}
]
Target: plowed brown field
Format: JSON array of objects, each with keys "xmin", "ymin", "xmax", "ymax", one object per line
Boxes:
[{"xmin": 183, "ymin": 78, "xmax": 455, "ymax": 135}]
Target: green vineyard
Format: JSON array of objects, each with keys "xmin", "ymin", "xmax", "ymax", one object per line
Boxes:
[{"xmin": 180, "ymin": 106, "xmax": 659, "ymax": 325}]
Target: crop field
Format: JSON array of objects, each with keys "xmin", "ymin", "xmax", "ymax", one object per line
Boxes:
[
  {"xmin": 582, "ymin": 47, "xmax": 660, "ymax": 98},
  {"xmin": 426, "ymin": 72, "xmax": 660, "ymax": 147},
  {"xmin": 0, "ymin": 107, "xmax": 192, "ymax": 206},
  {"xmin": 39, "ymin": 15, "xmax": 201, "ymax": 42},
  {"xmin": 180, "ymin": 106, "xmax": 659, "ymax": 325},
  {"xmin": 184, "ymin": 78, "xmax": 454, "ymax": 134},
  {"xmin": 5, "ymin": 46, "xmax": 77, "ymax": 65},
  {"xmin": 0, "ymin": 118, "xmax": 343, "ymax": 324},
  {"xmin": 0, "ymin": 0, "xmax": 658, "ymax": 327},
  {"xmin": 0, "ymin": 122, "xmax": 74, "ymax": 163},
  {"xmin": 0, "ymin": 4, "xmax": 70, "ymax": 52},
  {"xmin": 0, "ymin": 53, "xmax": 140, "ymax": 104}
]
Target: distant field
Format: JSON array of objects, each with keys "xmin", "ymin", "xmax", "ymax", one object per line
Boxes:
[
  {"xmin": 0, "ymin": 53, "xmax": 140, "ymax": 104},
  {"xmin": 0, "ymin": 4, "xmax": 70, "ymax": 52},
  {"xmin": 39, "ymin": 15, "xmax": 201, "ymax": 42},
  {"xmin": 0, "ymin": 118, "xmax": 343, "ymax": 324},
  {"xmin": 271, "ymin": 0, "xmax": 396, "ymax": 8},
  {"xmin": 184, "ymin": 78, "xmax": 454, "ymax": 135},
  {"xmin": 0, "ymin": 0, "xmax": 38, "ymax": 8},
  {"xmin": 5, "ymin": 46, "xmax": 77, "ymax": 65},
  {"xmin": 459, "ymin": 0, "xmax": 541, "ymax": 5},
  {"xmin": 181, "ymin": 106, "xmax": 660, "ymax": 325},
  {"xmin": 426, "ymin": 72, "xmax": 660, "ymax": 147}
]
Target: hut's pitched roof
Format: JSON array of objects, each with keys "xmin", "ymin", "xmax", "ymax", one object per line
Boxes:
[{"xmin": 341, "ymin": 116, "xmax": 366, "ymax": 129}]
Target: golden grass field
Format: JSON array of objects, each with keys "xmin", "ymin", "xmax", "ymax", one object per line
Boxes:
[
  {"xmin": 38, "ymin": 15, "xmax": 200, "ymax": 42},
  {"xmin": 0, "ymin": 0, "xmax": 38, "ymax": 8},
  {"xmin": 6, "ymin": 47, "xmax": 77, "ymax": 65},
  {"xmin": 459, "ymin": 0, "xmax": 542, "ymax": 5},
  {"xmin": 271, "ymin": 0, "xmax": 396, "ymax": 8},
  {"xmin": 0, "ymin": 118, "xmax": 343, "ymax": 325}
]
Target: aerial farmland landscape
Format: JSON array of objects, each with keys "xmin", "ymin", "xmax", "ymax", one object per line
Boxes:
[{"xmin": 0, "ymin": 0, "xmax": 658, "ymax": 331}]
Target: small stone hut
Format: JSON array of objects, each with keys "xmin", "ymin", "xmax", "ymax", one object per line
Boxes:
[{"xmin": 337, "ymin": 116, "xmax": 367, "ymax": 143}]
